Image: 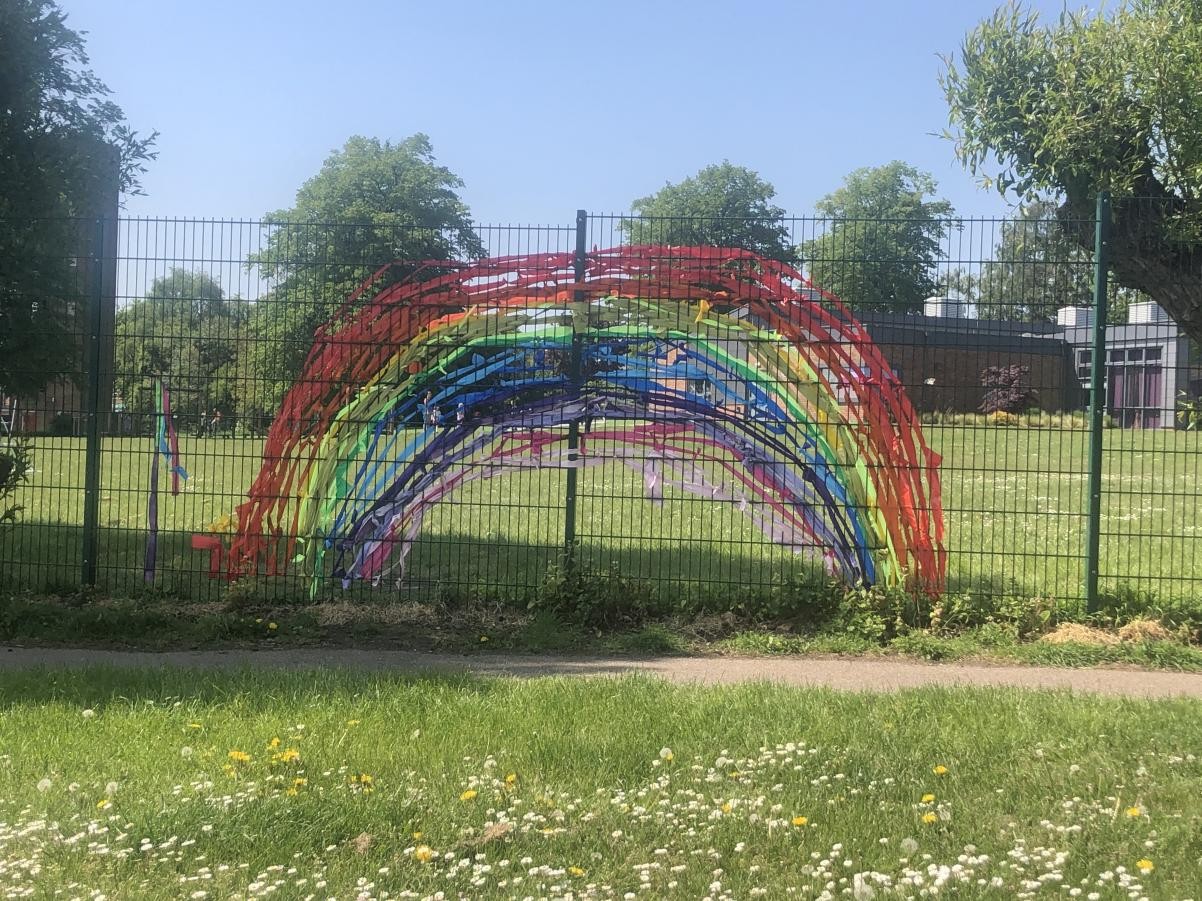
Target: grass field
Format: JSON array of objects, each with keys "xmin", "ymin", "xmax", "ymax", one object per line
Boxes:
[
  {"xmin": 0, "ymin": 668, "xmax": 1199, "ymax": 898},
  {"xmin": 3, "ymin": 425, "xmax": 1201, "ymax": 606}
]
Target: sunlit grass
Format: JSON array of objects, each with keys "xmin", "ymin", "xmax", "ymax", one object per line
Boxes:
[{"xmin": 0, "ymin": 668, "xmax": 1199, "ymax": 898}]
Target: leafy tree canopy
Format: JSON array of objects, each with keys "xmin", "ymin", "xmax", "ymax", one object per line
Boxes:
[
  {"xmin": 621, "ymin": 162, "xmax": 795, "ymax": 262},
  {"xmin": 114, "ymin": 269, "xmax": 247, "ymax": 423},
  {"xmin": 941, "ymin": 0, "xmax": 1202, "ymax": 341},
  {"xmin": 977, "ymin": 200, "xmax": 1093, "ymax": 321},
  {"xmin": 243, "ymin": 134, "xmax": 483, "ymax": 412},
  {"xmin": 801, "ymin": 162, "xmax": 956, "ymax": 313},
  {"xmin": 0, "ymin": 0, "xmax": 156, "ymax": 397},
  {"xmin": 950, "ymin": 201, "xmax": 1146, "ymax": 323}
]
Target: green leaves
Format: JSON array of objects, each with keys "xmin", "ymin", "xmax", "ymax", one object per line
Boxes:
[
  {"xmin": 944, "ymin": 0, "xmax": 1202, "ymax": 202},
  {"xmin": 621, "ymin": 162, "xmax": 795, "ymax": 262},
  {"xmin": 0, "ymin": 0, "xmax": 156, "ymax": 397},
  {"xmin": 801, "ymin": 162, "xmax": 955, "ymax": 314},
  {"xmin": 242, "ymin": 135, "xmax": 482, "ymax": 413},
  {"xmin": 113, "ymin": 269, "xmax": 249, "ymax": 422},
  {"xmin": 942, "ymin": 0, "xmax": 1202, "ymax": 341}
]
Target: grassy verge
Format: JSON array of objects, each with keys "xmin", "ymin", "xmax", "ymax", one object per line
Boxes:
[
  {"xmin": 717, "ymin": 626, "xmax": 1202, "ymax": 671},
  {"xmin": 2, "ymin": 591, "xmax": 1202, "ymax": 671},
  {"xmin": 0, "ymin": 668, "xmax": 1199, "ymax": 898}
]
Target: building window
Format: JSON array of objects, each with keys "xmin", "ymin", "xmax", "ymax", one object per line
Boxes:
[
  {"xmin": 1104, "ymin": 343, "xmax": 1167, "ymax": 428},
  {"xmin": 1075, "ymin": 349, "xmax": 1092, "ymax": 380}
]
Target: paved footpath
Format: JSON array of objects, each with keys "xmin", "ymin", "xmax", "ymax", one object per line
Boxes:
[{"xmin": 2, "ymin": 646, "xmax": 1202, "ymax": 698}]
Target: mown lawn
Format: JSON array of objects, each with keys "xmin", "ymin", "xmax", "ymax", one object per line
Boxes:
[
  {"xmin": 3, "ymin": 426, "xmax": 1201, "ymax": 605},
  {"xmin": 0, "ymin": 669, "xmax": 1199, "ymax": 899}
]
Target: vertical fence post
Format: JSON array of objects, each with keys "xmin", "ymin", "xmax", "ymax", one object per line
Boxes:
[
  {"xmin": 563, "ymin": 210, "xmax": 588, "ymax": 561},
  {"xmin": 1084, "ymin": 191, "xmax": 1111, "ymax": 613},
  {"xmin": 81, "ymin": 216, "xmax": 106, "ymax": 586}
]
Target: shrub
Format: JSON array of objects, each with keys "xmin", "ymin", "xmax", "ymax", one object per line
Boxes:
[
  {"xmin": 0, "ymin": 439, "xmax": 31, "ymax": 529},
  {"xmin": 48, "ymin": 412, "xmax": 75, "ymax": 436},
  {"xmin": 920, "ymin": 410, "xmax": 1112, "ymax": 429},
  {"xmin": 1178, "ymin": 391, "xmax": 1202, "ymax": 430},
  {"xmin": 531, "ymin": 559, "xmax": 662, "ymax": 629},
  {"xmin": 979, "ymin": 364, "xmax": 1038, "ymax": 414}
]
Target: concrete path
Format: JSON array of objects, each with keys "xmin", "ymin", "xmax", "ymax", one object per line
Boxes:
[{"xmin": 2, "ymin": 646, "xmax": 1201, "ymax": 698}]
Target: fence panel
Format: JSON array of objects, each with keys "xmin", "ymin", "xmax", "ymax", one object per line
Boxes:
[
  {"xmin": 1093, "ymin": 198, "xmax": 1202, "ymax": 606},
  {"xmin": 2, "ymin": 205, "xmax": 1200, "ymax": 611}
]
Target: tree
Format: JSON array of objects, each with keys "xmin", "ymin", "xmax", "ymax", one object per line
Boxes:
[
  {"xmin": 621, "ymin": 162, "xmax": 795, "ymax": 262},
  {"xmin": 944, "ymin": 202, "xmax": 1146, "ymax": 323},
  {"xmin": 975, "ymin": 201, "xmax": 1093, "ymax": 321},
  {"xmin": 941, "ymin": 0, "xmax": 1202, "ymax": 342},
  {"xmin": 979, "ymin": 364, "xmax": 1037, "ymax": 414},
  {"xmin": 801, "ymin": 162, "xmax": 956, "ymax": 313},
  {"xmin": 0, "ymin": 0, "xmax": 155, "ymax": 398},
  {"xmin": 114, "ymin": 269, "xmax": 248, "ymax": 425},
  {"xmin": 242, "ymin": 135, "xmax": 483, "ymax": 412}
]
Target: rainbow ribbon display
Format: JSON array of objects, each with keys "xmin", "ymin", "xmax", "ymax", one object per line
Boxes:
[{"xmin": 230, "ymin": 246, "xmax": 945, "ymax": 594}]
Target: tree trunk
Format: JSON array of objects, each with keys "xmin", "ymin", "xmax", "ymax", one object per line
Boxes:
[{"xmin": 1058, "ymin": 188, "xmax": 1202, "ymax": 343}]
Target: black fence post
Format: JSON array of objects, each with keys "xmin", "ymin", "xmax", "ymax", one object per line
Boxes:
[
  {"xmin": 81, "ymin": 215, "xmax": 105, "ymax": 586},
  {"xmin": 1084, "ymin": 191, "xmax": 1111, "ymax": 614},
  {"xmin": 563, "ymin": 209, "xmax": 588, "ymax": 562}
]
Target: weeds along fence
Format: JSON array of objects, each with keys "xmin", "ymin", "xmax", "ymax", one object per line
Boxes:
[{"xmin": 1, "ymin": 201, "xmax": 1200, "ymax": 612}]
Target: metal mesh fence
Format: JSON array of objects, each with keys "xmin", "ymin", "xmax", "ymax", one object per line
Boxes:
[{"xmin": 1, "ymin": 204, "xmax": 1200, "ymax": 610}]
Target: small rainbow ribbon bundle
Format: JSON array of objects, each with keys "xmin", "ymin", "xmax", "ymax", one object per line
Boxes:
[{"xmin": 144, "ymin": 378, "xmax": 188, "ymax": 582}]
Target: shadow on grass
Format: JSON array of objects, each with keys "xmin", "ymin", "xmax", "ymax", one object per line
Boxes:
[
  {"xmin": 0, "ymin": 663, "xmax": 515, "ymax": 710},
  {"xmin": 2, "ymin": 521, "xmax": 836, "ymax": 604}
]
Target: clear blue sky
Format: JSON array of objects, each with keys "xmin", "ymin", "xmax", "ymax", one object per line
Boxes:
[{"xmin": 65, "ymin": 0, "xmax": 1075, "ymax": 224}]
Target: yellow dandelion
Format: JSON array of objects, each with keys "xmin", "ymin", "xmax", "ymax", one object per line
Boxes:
[
  {"xmin": 1136, "ymin": 858, "xmax": 1154, "ymax": 873},
  {"xmin": 460, "ymin": 789, "xmax": 478, "ymax": 801},
  {"xmin": 273, "ymin": 748, "xmax": 301, "ymax": 764},
  {"xmin": 412, "ymin": 831, "xmax": 423, "ymax": 840},
  {"xmin": 267, "ymin": 737, "xmax": 281, "ymax": 749},
  {"xmin": 1126, "ymin": 806, "xmax": 1142, "ymax": 818},
  {"xmin": 188, "ymin": 723, "xmax": 203, "ymax": 730},
  {"xmin": 729, "ymin": 771, "xmax": 742, "ymax": 779},
  {"xmin": 921, "ymin": 793, "xmax": 936, "ymax": 803},
  {"xmin": 933, "ymin": 765, "xmax": 949, "ymax": 776},
  {"xmin": 505, "ymin": 773, "xmax": 517, "ymax": 786},
  {"xmin": 568, "ymin": 866, "xmax": 586, "ymax": 877},
  {"xmin": 285, "ymin": 787, "xmax": 298, "ymax": 797},
  {"xmin": 268, "ymin": 622, "xmax": 278, "ymax": 631},
  {"xmin": 922, "ymin": 812, "xmax": 939, "ymax": 824},
  {"xmin": 791, "ymin": 815, "xmax": 808, "ymax": 827},
  {"xmin": 293, "ymin": 777, "xmax": 307, "ymax": 787},
  {"xmin": 479, "ymin": 635, "xmax": 489, "ymax": 642},
  {"xmin": 346, "ymin": 719, "xmax": 360, "ymax": 727},
  {"xmin": 414, "ymin": 845, "xmax": 434, "ymax": 863},
  {"xmin": 227, "ymin": 750, "xmax": 251, "ymax": 763},
  {"xmin": 721, "ymin": 802, "xmax": 732, "ymax": 814},
  {"xmin": 96, "ymin": 798, "xmax": 111, "ymax": 810}
]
